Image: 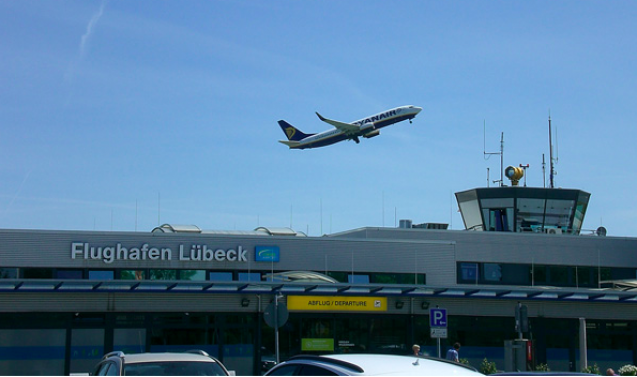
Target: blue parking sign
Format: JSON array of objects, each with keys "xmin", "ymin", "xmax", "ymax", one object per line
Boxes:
[{"xmin": 430, "ymin": 308, "xmax": 447, "ymax": 327}]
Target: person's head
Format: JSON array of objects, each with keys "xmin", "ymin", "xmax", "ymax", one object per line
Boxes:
[
  {"xmin": 412, "ymin": 344, "xmax": 420, "ymax": 353},
  {"xmin": 453, "ymin": 342, "xmax": 461, "ymax": 350},
  {"xmin": 606, "ymin": 368, "xmax": 615, "ymax": 376}
]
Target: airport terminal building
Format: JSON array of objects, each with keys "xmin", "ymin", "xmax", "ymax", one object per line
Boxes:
[{"xmin": 2, "ymin": 183, "xmax": 637, "ymax": 375}]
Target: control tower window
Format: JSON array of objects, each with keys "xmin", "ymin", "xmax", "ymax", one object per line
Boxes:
[
  {"xmin": 457, "ymin": 191, "xmax": 482, "ymax": 231},
  {"xmin": 486, "ymin": 208, "xmax": 513, "ymax": 231},
  {"xmin": 517, "ymin": 198, "xmax": 546, "ymax": 232},
  {"xmin": 545, "ymin": 199, "xmax": 575, "ymax": 231},
  {"xmin": 572, "ymin": 199, "xmax": 588, "ymax": 233},
  {"xmin": 481, "ymin": 198, "xmax": 514, "ymax": 232}
]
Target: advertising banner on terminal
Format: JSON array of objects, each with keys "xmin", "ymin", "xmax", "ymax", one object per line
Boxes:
[
  {"xmin": 302, "ymin": 338, "xmax": 334, "ymax": 352},
  {"xmin": 287, "ymin": 296, "xmax": 387, "ymax": 312}
]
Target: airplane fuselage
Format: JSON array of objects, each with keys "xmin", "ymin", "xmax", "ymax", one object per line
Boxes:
[{"xmin": 281, "ymin": 105, "xmax": 421, "ymax": 149}]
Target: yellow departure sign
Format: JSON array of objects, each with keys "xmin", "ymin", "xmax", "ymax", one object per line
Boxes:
[{"xmin": 287, "ymin": 296, "xmax": 387, "ymax": 312}]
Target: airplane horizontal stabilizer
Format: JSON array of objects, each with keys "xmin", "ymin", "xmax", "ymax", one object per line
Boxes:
[{"xmin": 278, "ymin": 140, "xmax": 300, "ymax": 148}]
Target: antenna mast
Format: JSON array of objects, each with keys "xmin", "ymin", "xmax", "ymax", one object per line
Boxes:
[
  {"xmin": 542, "ymin": 154, "xmax": 546, "ymax": 188},
  {"xmin": 499, "ymin": 132, "xmax": 504, "ymax": 187},
  {"xmin": 548, "ymin": 114, "xmax": 555, "ymax": 188},
  {"xmin": 484, "ymin": 120, "xmax": 504, "ymax": 187}
]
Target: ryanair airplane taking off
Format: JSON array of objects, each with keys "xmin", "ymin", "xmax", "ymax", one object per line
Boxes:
[{"xmin": 278, "ymin": 105, "xmax": 422, "ymax": 149}]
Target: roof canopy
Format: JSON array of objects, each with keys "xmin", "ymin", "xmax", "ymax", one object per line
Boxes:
[{"xmin": 3, "ymin": 279, "xmax": 635, "ymax": 304}]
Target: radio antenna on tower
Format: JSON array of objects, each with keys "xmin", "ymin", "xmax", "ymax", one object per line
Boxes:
[
  {"xmin": 548, "ymin": 113, "xmax": 556, "ymax": 188},
  {"xmin": 484, "ymin": 120, "xmax": 504, "ymax": 187},
  {"xmin": 542, "ymin": 154, "xmax": 546, "ymax": 188}
]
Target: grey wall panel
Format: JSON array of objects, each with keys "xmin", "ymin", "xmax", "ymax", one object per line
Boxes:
[
  {"xmin": 0, "ymin": 292, "xmax": 259, "ymax": 313},
  {"xmin": 331, "ymin": 228, "xmax": 637, "ymax": 268},
  {"xmin": 0, "ymin": 230, "xmax": 458, "ymax": 285},
  {"xmin": 2, "ymin": 227, "xmax": 637, "ymax": 286},
  {"xmin": 0, "ymin": 292, "xmax": 425, "ymax": 315}
]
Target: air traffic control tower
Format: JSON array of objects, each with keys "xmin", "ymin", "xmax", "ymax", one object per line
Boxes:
[{"xmin": 455, "ymin": 166, "xmax": 591, "ymax": 235}]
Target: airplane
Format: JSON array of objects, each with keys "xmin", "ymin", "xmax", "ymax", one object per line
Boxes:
[{"xmin": 278, "ymin": 105, "xmax": 422, "ymax": 149}]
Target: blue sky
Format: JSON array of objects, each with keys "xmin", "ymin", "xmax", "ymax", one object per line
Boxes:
[{"xmin": 1, "ymin": 1, "xmax": 636, "ymax": 237}]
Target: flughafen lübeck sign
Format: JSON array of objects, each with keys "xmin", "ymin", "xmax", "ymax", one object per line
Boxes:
[{"xmin": 71, "ymin": 242, "xmax": 280, "ymax": 264}]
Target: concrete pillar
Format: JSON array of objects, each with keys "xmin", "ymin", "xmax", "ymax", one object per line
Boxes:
[{"xmin": 579, "ymin": 318, "xmax": 587, "ymax": 371}]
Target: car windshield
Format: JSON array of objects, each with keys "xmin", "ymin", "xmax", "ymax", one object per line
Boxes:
[{"xmin": 124, "ymin": 361, "xmax": 227, "ymax": 376}]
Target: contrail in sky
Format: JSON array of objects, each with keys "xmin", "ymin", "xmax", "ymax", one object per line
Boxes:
[
  {"xmin": 79, "ymin": 0, "xmax": 107, "ymax": 60},
  {"xmin": 64, "ymin": 0, "xmax": 108, "ymax": 85},
  {"xmin": 3, "ymin": 168, "xmax": 33, "ymax": 215}
]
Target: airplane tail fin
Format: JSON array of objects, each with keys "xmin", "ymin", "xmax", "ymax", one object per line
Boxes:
[{"xmin": 278, "ymin": 120, "xmax": 315, "ymax": 141}]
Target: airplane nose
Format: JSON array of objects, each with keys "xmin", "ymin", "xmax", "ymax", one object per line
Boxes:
[{"xmin": 413, "ymin": 106, "xmax": 423, "ymax": 114}]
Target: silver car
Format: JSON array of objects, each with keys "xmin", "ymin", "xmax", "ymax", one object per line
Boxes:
[
  {"xmin": 91, "ymin": 350, "xmax": 233, "ymax": 376},
  {"xmin": 264, "ymin": 354, "xmax": 483, "ymax": 376}
]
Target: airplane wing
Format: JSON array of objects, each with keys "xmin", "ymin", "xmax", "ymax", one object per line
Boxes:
[{"xmin": 316, "ymin": 112, "xmax": 360, "ymax": 135}]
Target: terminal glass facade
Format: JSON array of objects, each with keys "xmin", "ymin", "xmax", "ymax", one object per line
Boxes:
[
  {"xmin": 3, "ymin": 311, "xmax": 636, "ymax": 375},
  {"xmin": 3, "ymin": 268, "xmax": 425, "ymax": 286},
  {"xmin": 456, "ymin": 262, "xmax": 631, "ymax": 288}
]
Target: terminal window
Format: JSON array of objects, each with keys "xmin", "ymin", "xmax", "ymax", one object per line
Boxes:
[
  {"xmin": 0, "ymin": 268, "xmax": 17, "ymax": 279},
  {"xmin": 348, "ymin": 274, "xmax": 370, "ymax": 284},
  {"xmin": 150, "ymin": 269, "xmax": 177, "ymax": 280},
  {"xmin": 22, "ymin": 268, "xmax": 53, "ymax": 279},
  {"xmin": 238, "ymin": 272, "xmax": 261, "ymax": 282},
  {"xmin": 180, "ymin": 270, "xmax": 206, "ymax": 281},
  {"xmin": 121, "ymin": 270, "xmax": 145, "ymax": 280},
  {"xmin": 209, "ymin": 272, "xmax": 232, "ymax": 281},
  {"xmin": 57, "ymin": 270, "xmax": 83, "ymax": 279},
  {"xmin": 89, "ymin": 270, "xmax": 114, "ymax": 280},
  {"xmin": 483, "ymin": 264, "xmax": 502, "ymax": 282},
  {"xmin": 460, "ymin": 263, "xmax": 478, "ymax": 282}
]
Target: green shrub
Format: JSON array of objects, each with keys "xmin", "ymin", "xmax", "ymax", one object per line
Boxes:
[
  {"xmin": 619, "ymin": 365, "xmax": 637, "ymax": 376},
  {"xmin": 535, "ymin": 363, "xmax": 550, "ymax": 372},
  {"xmin": 480, "ymin": 358, "xmax": 497, "ymax": 375},
  {"xmin": 581, "ymin": 363, "xmax": 601, "ymax": 375}
]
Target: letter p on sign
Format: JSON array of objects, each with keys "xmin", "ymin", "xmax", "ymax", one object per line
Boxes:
[{"xmin": 430, "ymin": 308, "xmax": 447, "ymax": 327}]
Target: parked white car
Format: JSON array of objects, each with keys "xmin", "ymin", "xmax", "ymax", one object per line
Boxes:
[
  {"xmin": 264, "ymin": 354, "xmax": 483, "ymax": 376},
  {"xmin": 90, "ymin": 350, "xmax": 234, "ymax": 376}
]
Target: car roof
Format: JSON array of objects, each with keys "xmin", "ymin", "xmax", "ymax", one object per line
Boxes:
[
  {"xmin": 272, "ymin": 354, "xmax": 483, "ymax": 376},
  {"xmin": 120, "ymin": 352, "xmax": 219, "ymax": 364},
  {"xmin": 491, "ymin": 373, "xmax": 595, "ymax": 376}
]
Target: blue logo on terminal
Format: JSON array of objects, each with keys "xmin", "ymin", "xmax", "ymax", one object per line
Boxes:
[{"xmin": 255, "ymin": 246, "xmax": 280, "ymax": 262}]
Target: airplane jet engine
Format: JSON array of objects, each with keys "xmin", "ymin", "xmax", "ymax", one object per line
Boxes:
[
  {"xmin": 360, "ymin": 123, "xmax": 376, "ymax": 133},
  {"xmin": 363, "ymin": 130, "xmax": 381, "ymax": 139}
]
